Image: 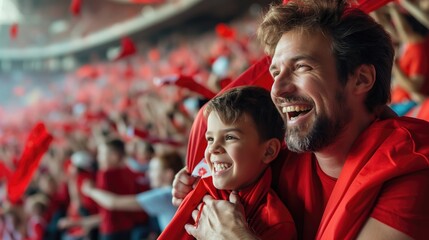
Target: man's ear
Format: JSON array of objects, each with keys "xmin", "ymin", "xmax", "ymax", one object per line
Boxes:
[
  {"xmin": 351, "ymin": 64, "xmax": 376, "ymax": 95},
  {"xmin": 262, "ymin": 138, "xmax": 281, "ymax": 164}
]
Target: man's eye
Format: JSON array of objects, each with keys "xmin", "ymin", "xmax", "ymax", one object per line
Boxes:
[{"xmin": 296, "ymin": 64, "xmax": 312, "ymax": 71}]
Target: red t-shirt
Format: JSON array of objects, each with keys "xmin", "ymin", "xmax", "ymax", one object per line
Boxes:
[
  {"xmin": 392, "ymin": 37, "xmax": 429, "ymax": 103},
  {"xmin": 96, "ymin": 167, "xmax": 146, "ymax": 234},
  {"xmin": 272, "ymin": 117, "xmax": 429, "ymax": 239}
]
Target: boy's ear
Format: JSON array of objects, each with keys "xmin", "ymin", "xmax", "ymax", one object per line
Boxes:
[
  {"xmin": 351, "ymin": 64, "xmax": 376, "ymax": 95},
  {"xmin": 262, "ymin": 138, "xmax": 281, "ymax": 164}
]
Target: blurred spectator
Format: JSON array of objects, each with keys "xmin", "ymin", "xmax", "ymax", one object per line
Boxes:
[{"xmin": 82, "ymin": 151, "xmax": 184, "ymax": 236}]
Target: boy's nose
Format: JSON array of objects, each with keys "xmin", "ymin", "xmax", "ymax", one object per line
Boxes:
[{"xmin": 208, "ymin": 142, "xmax": 225, "ymax": 154}]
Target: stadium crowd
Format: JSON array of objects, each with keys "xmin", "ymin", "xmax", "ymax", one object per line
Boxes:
[{"xmin": 0, "ymin": 0, "xmax": 428, "ymax": 239}]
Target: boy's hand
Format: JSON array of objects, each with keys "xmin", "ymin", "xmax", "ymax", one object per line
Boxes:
[
  {"xmin": 172, "ymin": 167, "xmax": 198, "ymax": 207},
  {"xmin": 184, "ymin": 192, "xmax": 258, "ymax": 240}
]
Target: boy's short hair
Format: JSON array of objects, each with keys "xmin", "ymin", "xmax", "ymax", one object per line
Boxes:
[
  {"xmin": 204, "ymin": 86, "xmax": 285, "ymax": 142},
  {"xmin": 157, "ymin": 151, "xmax": 184, "ymax": 175},
  {"xmin": 105, "ymin": 139, "xmax": 126, "ymax": 158}
]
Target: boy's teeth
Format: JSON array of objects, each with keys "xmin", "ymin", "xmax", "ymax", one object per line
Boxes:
[{"xmin": 213, "ymin": 162, "xmax": 232, "ymax": 172}]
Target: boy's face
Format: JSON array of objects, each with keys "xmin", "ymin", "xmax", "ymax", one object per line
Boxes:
[{"xmin": 205, "ymin": 111, "xmax": 269, "ymax": 190}]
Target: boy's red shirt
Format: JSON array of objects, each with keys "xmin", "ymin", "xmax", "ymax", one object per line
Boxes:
[{"xmin": 159, "ymin": 168, "xmax": 296, "ymax": 240}]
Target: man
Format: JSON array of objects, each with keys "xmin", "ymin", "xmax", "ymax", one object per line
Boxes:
[{"xmin": 173, "ymin": 0, "xmax": 429, "ymax": 239}]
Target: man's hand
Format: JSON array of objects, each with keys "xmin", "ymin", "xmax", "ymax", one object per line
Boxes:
[
  {"xmin": 172, "ymin": 167, "xmax": 198, "ymax": 207},
  {"xmin": 184, "ymin": 192, "xmax": 258, "ymax": 240}
]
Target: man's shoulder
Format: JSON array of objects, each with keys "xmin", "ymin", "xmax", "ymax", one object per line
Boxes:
[{"xmin": 371, "ymin": 116, "xmax": 429, "ymax": 146}]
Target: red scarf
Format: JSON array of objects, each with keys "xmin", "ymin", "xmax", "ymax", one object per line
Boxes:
[
  {"xmin": 317, "ymin": 117, "xmax": 429, "ymax": 239},
  {"xmin": 159, "ymin": 168, "xmax": 273, "ymax": 240}
]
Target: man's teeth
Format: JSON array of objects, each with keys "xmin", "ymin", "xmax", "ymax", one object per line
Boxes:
[
  {"xmin": 282, "ymin": 106, "xmax": 312, "ymax": 113},
  {"xmin": 213, "ymin": 162, "xmax": 232, "ymax": 172}
]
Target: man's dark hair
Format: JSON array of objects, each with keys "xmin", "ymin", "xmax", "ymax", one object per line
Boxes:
[
  {"xmin": 258, "ymin": 0, "xmax": 394, "ymax": 112},
  {"xmin": 204, "ymin": 86, "xmax": 285, "ymax": 142}
]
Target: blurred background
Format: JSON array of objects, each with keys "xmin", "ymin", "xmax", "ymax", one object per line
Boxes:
[{"xmin": 0, "ymin": 0, "xmax": 428, "ymax": 239}]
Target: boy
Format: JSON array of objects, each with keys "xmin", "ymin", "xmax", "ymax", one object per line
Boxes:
[{"xmin": 159, "ymin": 86, "xmax": 296, "ymax": 239}]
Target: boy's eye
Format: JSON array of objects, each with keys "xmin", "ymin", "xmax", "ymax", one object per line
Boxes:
[
  {"xmin": 271, "ymin": 71, "xmax": 280, "ymax": 77},
  {"xmin": 206, "ymin": 136, "xmax": 213, "ymax": 142},
  {"xmin": 225, "ymin": 135, "xmax": 237, "ymax": 141}
]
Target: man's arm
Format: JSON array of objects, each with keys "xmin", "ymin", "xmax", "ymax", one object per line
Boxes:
[
  {"xmin": 185, "ymin": 193, "xmax": 259, "ymax": 240},
  {"xmin": 357, "ymin": 218, "xmax": 412, "ymax": 240},
  {"xmin": 82, "ymin": 181, "xmax": 142, "ymax": 211}
]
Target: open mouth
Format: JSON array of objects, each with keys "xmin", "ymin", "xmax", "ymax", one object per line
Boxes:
[
  {"xmin": 212, "ymin": 162, "xmax": 232, "ymax": 174},
  {"xmin": 282, "ymin": 105, "xmax": 313, "ymax": 121}
]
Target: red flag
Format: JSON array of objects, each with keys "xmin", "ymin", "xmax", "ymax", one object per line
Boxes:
[
  {"xmin": 114, "ymin": 37, "xmax": 137, "ymax": 61},
  {"xmin": 154, "ymin": 74, "xmax": 216, "ymax": 99},
  {"xmin": 215, "ymin": 23, "xmax": 236, "ymax": 40},
  {"xmin": 283, "ymin": 0, "xmax": 394, "ymax": 13},
  {"xmin": 70, "ymin": 0, "xmax": 82, "ymax": 16},
  {"xmin": 7, "ymin": 122, "xmax": 53, "ymax": 204},
  {"xmin": 130, "ymin": 0, "xmax": 164, "ymax": 3},
  {"xmin": 9, "ymin": 23, "xmax": 18, "ymax": 40}
]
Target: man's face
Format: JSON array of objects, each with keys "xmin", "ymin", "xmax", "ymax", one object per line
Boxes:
[{"xmin": 269, "ymin": 29, "xmax": 351, "ymax": 152}]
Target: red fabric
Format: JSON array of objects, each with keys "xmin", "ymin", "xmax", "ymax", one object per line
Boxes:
[
  {"xmin": 159, "ymin": 168, "xmax": 296, "ymax": 240},
  {"xmin": 96, "ymin": 167, "xmax": 148, "ymax": 234},
  {"xmin": 26, "ymin": 216, "xmax": 45, "ymax": 240},
  {"xmin": 70, "ymin": 0, "xmax": 81, "ymax": 16},
  {"xmin": 354, "ymin": 0, "xmax": 395, "ymax": 13},
  {"xmin": 156, "ymin": 74, "xmax": 216, "ymax": 99},
  {"xmin": 185, "ymin": 56, "xmax": 272, "ymax": 173},
  {"xmin": 392, "ymin": 37, "xmax": 429, "ymax": 103},
  {"xmin": 215, "ymin": 23, "xmax": 236, "ymax": 40},
  {"xmin": 273, "ymin": 117, "xmax": 429, "ymax": 239},
  {"xmin": 7, "ymin": 123, "xmax": 53, "ymax": 204},
  {"xmin": 114, "ymin": 37, "xmax": 137, "ymax": 61},
  {"xmin": 76, "ymin": 65, "xmax": 99, "ymax": 80},
  {"xmin": 9, "ymin": 23, "xmax": 18, "ymax": 39},
  {"xmin": 282, "ymin": 0, "xmax": 394, "ymax": 13}
]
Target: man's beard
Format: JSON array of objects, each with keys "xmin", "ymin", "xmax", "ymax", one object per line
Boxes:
[{"xmin": 285, "ymin": 92, "xmax": 350, "ymax": 153}]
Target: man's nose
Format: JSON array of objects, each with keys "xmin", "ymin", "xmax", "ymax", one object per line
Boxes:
[{"xmin": 271, "ymin": 74, "xmax": 297, "ymax": 99}]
